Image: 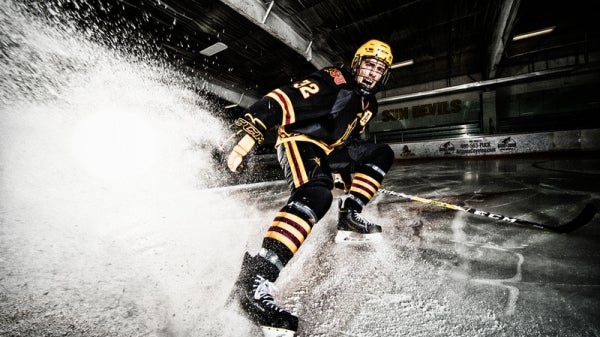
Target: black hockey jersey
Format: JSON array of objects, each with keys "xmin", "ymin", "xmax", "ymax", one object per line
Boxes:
[{"xmin": 247, "ymin": 66, "xmax": 378, "ymax": 154}]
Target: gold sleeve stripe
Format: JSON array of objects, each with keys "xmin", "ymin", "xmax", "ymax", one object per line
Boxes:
[
  {"xmin": 265, "ymin": 231, "xmax": 299, "ymax": 254},
  {"xmin": 283, "ymin": 141, "xmax": 309, "ymax": 188},
  {"xmin": 267, "ymin": 89, "xmax": 295, "ymax": 125}
]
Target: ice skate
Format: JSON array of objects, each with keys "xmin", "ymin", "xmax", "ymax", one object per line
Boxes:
[
  {"xmin": 230, "ymin": 253, "xmax": 298, "ymax": 336},
  {"xmin": 335, "ymin": 199, "xmax": 382, "ymax": 243}
]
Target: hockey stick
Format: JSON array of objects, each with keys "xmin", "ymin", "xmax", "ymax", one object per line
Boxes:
[{"xmin": 379, "ymin": 188, "xmax": 597, "ymax": 233}]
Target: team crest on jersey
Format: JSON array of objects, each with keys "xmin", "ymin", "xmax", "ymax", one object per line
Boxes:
[
  {"xmin": 325, "ymin": 68, "xmax": 346, "ymax": 85},
  {"xmin": 359, "ymin": 110, "xmax": 373, "ymax": 126}
]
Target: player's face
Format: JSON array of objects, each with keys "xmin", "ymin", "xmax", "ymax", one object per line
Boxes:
[{"xmin": 355, "ymin": 58, "xmax": 388, "ymax": 89}]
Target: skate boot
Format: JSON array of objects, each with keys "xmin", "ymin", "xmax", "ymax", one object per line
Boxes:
[
  {"xmin": 335, "ymin": 198, "xmax": 382, "ymax": 243},
  {"xmin": 231, "ymin": 252, "xmax": 298, "ymax": 336}
]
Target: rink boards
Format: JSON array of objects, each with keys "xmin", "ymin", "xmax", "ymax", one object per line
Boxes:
[{"xmin": 388, "ymin": 128, "xmax": 600, "ymax": 160}]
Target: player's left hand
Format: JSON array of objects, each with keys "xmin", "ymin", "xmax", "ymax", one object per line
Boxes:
[
  {"xmin": 219, "ymin": 114, "xmax": 266, "ymax": 173},
  {"xmin": 226, "ymin": 133, "xmax": 256, "ymax": 172}
]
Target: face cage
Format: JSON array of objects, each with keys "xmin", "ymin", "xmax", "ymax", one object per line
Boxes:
[{"xmin": 351, "ymin": 56, "xmax": 391, "ymax": 94}]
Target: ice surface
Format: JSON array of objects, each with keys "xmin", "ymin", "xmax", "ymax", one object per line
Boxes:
[{"xmin": 1, "ymin": 1, "xmax": 599, "ymax": 337}]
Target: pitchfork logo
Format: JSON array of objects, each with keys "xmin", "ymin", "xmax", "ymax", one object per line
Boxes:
[{"xmin": 439, "ymin": 141, "xmax": 456, "ymax": 155}]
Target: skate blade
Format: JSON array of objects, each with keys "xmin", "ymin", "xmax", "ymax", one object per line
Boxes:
[
  {"xmin": 261, "ymin": 325, "xmax": 296, "ymax": 337},
  {"xmin": 334, "ymin": 230, "xmax": 382, "ymax": 243}
]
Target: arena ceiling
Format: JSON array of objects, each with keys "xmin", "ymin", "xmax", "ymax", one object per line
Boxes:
[{"xmin": 54, "ymin": 0, "xmax": 600, "ymax": 109}]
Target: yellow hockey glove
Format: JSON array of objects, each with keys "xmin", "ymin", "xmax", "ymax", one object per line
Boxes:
[
  {"xmin": 227, "ymin": 134, "xmax": 256, "ymax": 172},
  {"xmin": 221, "ymin": 114, "xmax": 266, "ymax": 173}
]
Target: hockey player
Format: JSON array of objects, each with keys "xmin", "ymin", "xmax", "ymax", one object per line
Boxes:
[{"xmin": 223, "ymin": 40, "xmax": 395, "ymax": 336}]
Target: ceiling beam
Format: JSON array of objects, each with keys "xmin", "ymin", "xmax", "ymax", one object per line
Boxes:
[
  {"xmin": 378, "ymin": 66, "xmax": 575, "ymax": 105},
  {"xmin": 201, "ymin": 82, "xmax": 258, "ymax": 110},
  {"xmin": 188, "ymin": 67, "xmax": 259, "ymax": 110},
  {"xmin": 218, "ymin": 0, "xmax": 333, "ymax": 69},
  {"xmin": 487, "ymin": 0, "xmax": 520, "ymax": 79}
]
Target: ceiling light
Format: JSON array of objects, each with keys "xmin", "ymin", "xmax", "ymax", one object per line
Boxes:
[
  {"xmin": 200, "ymin": 42, "xmax": 228, "ymax": 56},
  {"xmin": 390, "ymin": 59, "xmax": 414, "ymax": 69},
  {"xmin": 512, "ymin": 26, "xmax": 555, "ymax": 41}
]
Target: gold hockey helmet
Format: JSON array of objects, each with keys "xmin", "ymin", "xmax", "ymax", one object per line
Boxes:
[
  {"xmin": 350, "ymin": 39, "xmax": 393, "ymax": 93},
  {"xmin": 351, "ymin": 39, "xmax": 393, "ymax": 73}
]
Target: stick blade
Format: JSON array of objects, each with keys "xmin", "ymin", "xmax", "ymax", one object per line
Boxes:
[{"xmin": 553, "ymin": 203, "xmax": 598, "ymax": 233}]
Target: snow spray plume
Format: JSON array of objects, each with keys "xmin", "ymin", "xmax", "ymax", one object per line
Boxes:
[
  {"xmin": 1, "ymin": 1, "xmax": 259, "ymax": 336},
  {"xmin": 1, "ymin": 0, "xmax": 232, "ymax": 189}
]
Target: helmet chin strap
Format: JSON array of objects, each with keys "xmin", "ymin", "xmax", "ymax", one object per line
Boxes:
[{"xmin": 355, "ymin": 85, "xmax": 373, "ymax": 96}]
